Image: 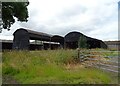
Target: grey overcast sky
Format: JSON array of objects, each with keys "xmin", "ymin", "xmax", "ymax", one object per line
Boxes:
[{"xmin": 0, "ymin": 0, "xmax": 119, "ymax": 41}]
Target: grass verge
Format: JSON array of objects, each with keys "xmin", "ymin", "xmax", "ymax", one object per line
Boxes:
[{"xmin": 2, "ymin": 49, "xmax": 118, "ymax": 84}]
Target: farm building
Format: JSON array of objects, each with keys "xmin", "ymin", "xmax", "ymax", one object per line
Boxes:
[
  {"xmin": 51, "ymin": 35, "xmax": 64, "ymax": 48},
  {"xmin": 1, "ymin": 40, "xmax": 13, "ymax": 50},
  {"xmin": 64, "ymin": 31, "xmax": 83, "ymax": 49},
  {"xmin": 1, "ymin": 40, "xmax": 61, "ymax": 50},
  {"xmin": 86, "ymin": 37, "xmax": 107, "ymax": 49},
  {"xmin": 104, "ymin": 41, "xmax": 120, "ymax": 50},
  {"xmin": 64, "ymin": 31, "xmax": 107, "ymax": 49},
  {"xmin": 11, "ymin": 28, "xmax": 107, "ymax": 50},
  {"xmin": 13, "ymin": 28, "xmax": 63, "ymax": 50}
]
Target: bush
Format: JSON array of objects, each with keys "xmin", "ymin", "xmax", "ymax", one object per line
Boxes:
[
  {"xmin": 3, "ymin": 66, "xmax": 19, "ymax": 75},
  {"xmin": 78, "ymin": 35, "xmax": 89, "ymax": 49}
]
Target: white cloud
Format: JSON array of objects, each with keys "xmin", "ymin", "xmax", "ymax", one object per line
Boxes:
[{"xmin": 0, "ymin": 0, "xmax": 119, "ymax": 41}]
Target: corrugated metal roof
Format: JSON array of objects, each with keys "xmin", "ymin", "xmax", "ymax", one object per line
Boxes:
[
  {"xmin": 26, "ymin": 29, "xmax": 53, "ymax": 37},
  {"xmin": 13, "ymin": 28, "xmax": 53, "ymax": 41}
]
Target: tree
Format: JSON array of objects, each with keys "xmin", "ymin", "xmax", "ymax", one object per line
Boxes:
[
  {"xmin": 1, "ymin": 1, "xmax": 29, "ymax": 31},
  {"xmin": 78, "ymin": 35, "xmax": 89, "ymax": 49}
]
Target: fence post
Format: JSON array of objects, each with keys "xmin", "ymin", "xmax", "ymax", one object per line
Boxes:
[
  {"xmin": 78, "ymin": 48, "xmax": 82, "ymax": 62},
  {"xmin": 78, "ymin": 48, "xmax": 79, "ymax": 58},
  {"xmin": 98, "ymin": 55, "xmax": 100, "ymax": 69},
  {"xmin": 77, "ymin": 48, "xmax": 81, "ymax": 62}
]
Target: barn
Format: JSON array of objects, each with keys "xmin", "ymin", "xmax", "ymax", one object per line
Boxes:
[
  {"xmin": 13, "ymin": 28, "xmax": 63, "ymax": 50},
  {"xmin": 64, "ymin": 32, "xmax": 84, "ymax": 49},
  {"xmin": 1, "ymin": 40, "xmax": 13, "ymax": 50},
  {"xmin": 51, "ymin": 35, "xmax": 64, "ymax": 49},
  {"xmin": 104, "ymin": 41, "xmax": 120, "ymax": 50},
  {"xmin": 86, "ymin": 37, "xmax": 107, "ymax": 49},
  {"xmin": 64, "ymin": 31, "xmax": 107, "ymax": 49},
  {"xmin": 13, "ymin": 28, "xmax": 107, "ymax": 50}
]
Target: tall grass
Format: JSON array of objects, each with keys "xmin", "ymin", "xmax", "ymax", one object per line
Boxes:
[{"xmin": 2, "ymin": 49, "xmax": 117, "ymax": 84}]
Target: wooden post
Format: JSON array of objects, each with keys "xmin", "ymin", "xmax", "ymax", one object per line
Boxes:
[
  {"xmin": 64, "ymin": 38, "xmax": 66, "ymax": 49},
  {"xmin": 98, "ymin": 54, "xmax": 100, "ymax": 69},
  {"xmin": 78, "ymin": 48, "xmax": 80, "ymax": 58},
  {"xmin": 50, "ymin": 37, "xmax": 51, "ymax": 50},
  {"xmin": 78, "ymin": 48, "xmax": 81, "ymax": 62}
]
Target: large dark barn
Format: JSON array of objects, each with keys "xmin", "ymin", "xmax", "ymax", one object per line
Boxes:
[
  {"xmin": 12, "ymin": 28, "xmax": 107, "ymax": 50},
  {"xmin": 13, "ymin": 28, "xmax": 63, "ymax": 50},
  {"xmin": 64, "ymin": 32, "xmax": 84, "ymax": 49},
  {"xmin": 64, "ymin": 31, "xmax": 107, "ymax": 49}
]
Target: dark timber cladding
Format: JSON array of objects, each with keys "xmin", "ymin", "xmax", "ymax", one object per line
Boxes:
[
  {"xmin": 51, "ymin": 35, "xmax": 64, "ymax": 48},
  {"xmin": 64, "ymin": 31, "xmax": 107, "ymax": 49},
  {"xmin": 13, "ymin": 28, "xmax": 52, "ymax": 50},
  {"xmin": 13, "ymin": 28, "xmax": 64, "ymax": 50},
  {"xmin": 64, "ymin": 32, "xmax": 84, "ymax": 49},
  {"xmin": 1, "ymin": 40, "xmax": 13, "ymax": 50},
  {"xmin": 13, "ymin": 28, "xmax": 107, "ymax": 50}
]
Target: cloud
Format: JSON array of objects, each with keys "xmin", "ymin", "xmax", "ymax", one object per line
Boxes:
[{"xmin": 0, "ymin": 0, "xmax": 119, "ymax": 41}]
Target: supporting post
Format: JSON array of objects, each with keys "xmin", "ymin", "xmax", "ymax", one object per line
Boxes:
[
  {"xmin": 49, "ymin": 37, "xmax": 51, "ymax": 50},
  {"xmin": 64, "ymin": 38, "xmax": 66, "ymax": 49}
]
